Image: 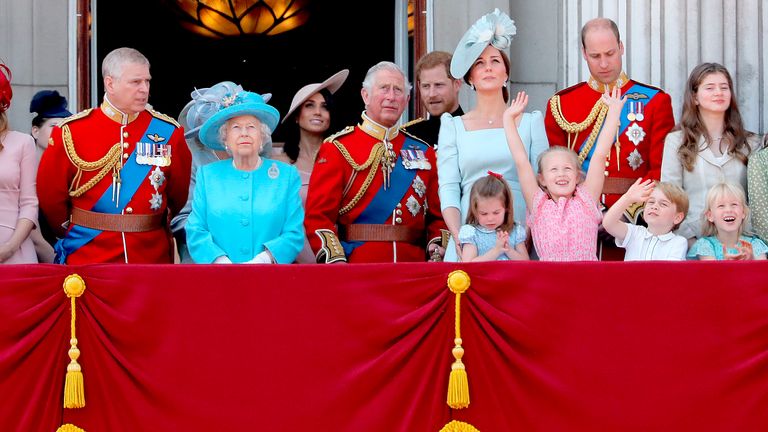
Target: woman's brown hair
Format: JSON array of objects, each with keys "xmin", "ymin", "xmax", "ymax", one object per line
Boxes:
[{"xmin": 676, "ymin": 62, "xmax": 753, "ymax": 171}]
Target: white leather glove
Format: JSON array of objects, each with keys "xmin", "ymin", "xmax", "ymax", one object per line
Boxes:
[
  {"xmin": 213, "ymin": 255, "xmax": 232, "ymax": 264},
  {"xmin": 246, "ymin": 251, "xmax": 272, "ymax": 264}
]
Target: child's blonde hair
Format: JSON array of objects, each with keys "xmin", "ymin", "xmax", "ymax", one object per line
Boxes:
[
  {"xmin": 536, "ymin": 146, "xmax": 585, "ymax": 185},
  {"xmin": 701, "ymin": 181, "xmax": 749, "ymax": 237},
  {"xmin": 654, "ymin": 182, "xmax": 689, "ymax": 230},
  {"xmin": 466, "ymin": 173, "xmax": 515, "ymax": 231}
]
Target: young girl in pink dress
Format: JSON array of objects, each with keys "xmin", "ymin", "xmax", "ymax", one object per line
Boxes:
[{"xmin": 503, "ymin": 89, "xmax": 626, "ymax": 261}]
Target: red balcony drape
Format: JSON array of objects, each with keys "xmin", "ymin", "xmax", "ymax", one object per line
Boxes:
[{"xmin": 1, "ymin": 262, "xmax": 767, "ymax": 431}]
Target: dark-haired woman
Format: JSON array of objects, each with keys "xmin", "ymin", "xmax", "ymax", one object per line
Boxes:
[
  {"xmin": 661, "ymin": 62, "xmax": 761, "ymax": 243},
  {"xmin": 275, "ymin": 69, "xmax": 348, "ymax": 263}
]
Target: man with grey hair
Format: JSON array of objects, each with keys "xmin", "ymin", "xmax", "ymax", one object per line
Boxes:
[
  {"xmin": 304, "ymin": 61, "xmax": 446, "ymax": 263},
  {"xmin": 38, "ymin": 47, "xmax": 191, "ymax": 264}
]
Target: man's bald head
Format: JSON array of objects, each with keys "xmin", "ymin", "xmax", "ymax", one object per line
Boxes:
[{"xmin": 581, "ymin": 18, "xmax": 621, "ymax": 49}]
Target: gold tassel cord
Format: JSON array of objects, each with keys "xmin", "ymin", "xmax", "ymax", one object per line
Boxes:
[
  {"xmin": 446, "ymin": 270, "xmax": 471, "ymax": 409},
  {"xmin": 56, "ymin": 424, "xmax": 86, "ymax": 432},
  {"xmin": 63, "ymin": 274, "xmax": 86, "ymax": 409},
  {"xmin": 439, "ymin": 420, "xmax": 481, "ymax": 432}
]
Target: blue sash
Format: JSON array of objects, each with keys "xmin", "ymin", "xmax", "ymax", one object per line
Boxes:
[
  {"xmin": 55, "ymin": 117, "xmax": 175, "ymax": 263},
  {"xmin": 341, "ymin": 135, "xmax": 426, "ymax": 256},
  {"xmin": 579, "ymin": 83, "xmax": 660, "ymax": 170}
]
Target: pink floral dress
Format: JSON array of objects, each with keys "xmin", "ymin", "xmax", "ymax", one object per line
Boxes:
[{"xmin": 527, "ymin": 185, "xmax": 602, "ymax": 261}]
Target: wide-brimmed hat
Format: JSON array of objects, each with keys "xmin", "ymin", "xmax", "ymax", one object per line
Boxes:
[
  {"xmin": 450, "ymin": 8, "xmax": 516, "ymax": 79},
  {"xmin": 0, "ymin": 63, "xmax": 12, "ymax": 112},
  {"xmin": 198, "ymin": 91, "xmax": 280, "ymax": 151},
  {"xmin": 281, "ymin": 69, "xmax": 349, "ymax": 123},
  {"xmin": 30, "ymin": 90, "xmax": 72, "ymax": 119}
]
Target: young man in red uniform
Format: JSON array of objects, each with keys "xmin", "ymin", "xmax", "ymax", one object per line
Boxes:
[
  {"xmin": 544, "ymin": 18, "xmax": 675, "ymax": 259},
  {"xmin": 304, "ymin": 61, "xmax": 446, "ymax": 263},
  {"xmin": 545, "ymin": 18, "xmax": 674, "ymax": 208},
  {"xmin": 38, "ymin": 47, "xmax": 191, "ymax": 264}
]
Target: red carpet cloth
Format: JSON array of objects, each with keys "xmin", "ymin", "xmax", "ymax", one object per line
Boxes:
[{"xmin": 1, "ymin": 262, "xmax": 767, "ymax": 431}]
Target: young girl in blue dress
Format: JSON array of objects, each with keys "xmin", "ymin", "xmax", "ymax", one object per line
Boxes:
[
  {"xmin": 687, "ymin": 182, "xmax": 768, "ymax": 260},
  {"xmin": 459, "ymin": 172, "xmax": 529, "ymax": 261}
]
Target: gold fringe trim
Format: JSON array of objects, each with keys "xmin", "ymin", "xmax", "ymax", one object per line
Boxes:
[
  {"xmin": 439, "ymin": 420, "xmax": 480, "ymax": 432},
  {"xmin": 446, "ymin": 270, "xmax": 471, "ymax": 409},
  {"xmin": 63, "ymin": 274, "xmax": 86, "ymax": 409},
  {"xmin": 57, "ymin": 424, "xmax": 86, "ymax": 432}
]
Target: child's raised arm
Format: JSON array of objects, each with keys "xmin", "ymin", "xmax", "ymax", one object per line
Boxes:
[
  {"xmin": 583, "ymin": 87, "xmax": 627, "ymax": 204},
  {"xmin": 603, "ymin": 178, "xmax": 654, "ymax": 243},
  {"xmin": 503, "ymin": 92, "xmax": 538, "ymax": 210}
]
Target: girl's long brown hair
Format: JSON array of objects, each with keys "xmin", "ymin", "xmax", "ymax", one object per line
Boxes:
[{"xmin": 676, "ymin": 62, "xmax": 752, "ymax": 172}]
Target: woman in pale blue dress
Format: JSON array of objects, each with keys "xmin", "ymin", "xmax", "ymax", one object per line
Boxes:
[{"xmin": 438, "ymin": 9, "xmax": 548, "ymax": 261}]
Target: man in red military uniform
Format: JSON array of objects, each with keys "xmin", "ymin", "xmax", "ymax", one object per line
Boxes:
[
  {"xmin": 544, "ymin": 18, "xmax": 674, "ymax": 260},
  {"xmin": 38, "ymin": 47, "xmax": 191, "ymax": 264},
  {"xmin": 545, "ymin": 18, "xmax": 674, "ymax": 210},
  {"xmin": 304, "ymin": 61, "xmax": 446, "ymax": 263}
]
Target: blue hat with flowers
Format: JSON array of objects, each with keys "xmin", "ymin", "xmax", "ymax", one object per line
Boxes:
[
  {"xmin": 198, "ymin": 90, "xmax": 280, "ymax": 151},
  {"xmin": 450, "ymin": 8, "xmax": 517, "ymax": 79}
]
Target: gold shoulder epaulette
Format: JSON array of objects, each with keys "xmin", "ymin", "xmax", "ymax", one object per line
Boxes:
[
  {"xmin": 399, "ymin": 127, "xmax": 429, "ymax": 147},
  {"xmin": 324, "ymin": 125, "xmax": 354, "ymax": 143},
  {"xmin": 401, "ymin": 117, "xmax": 426, "ymax": 128},
  {"xmin": 149, "ymin": 109, "xmax": 181, "ymax": 128},
  {"xmin": 58, "ymin": 109, "xmax": 93, "ymax": 127}
]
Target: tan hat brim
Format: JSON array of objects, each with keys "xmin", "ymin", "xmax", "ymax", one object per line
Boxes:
[{"xmin": 281, "ymin": 69, "xmax": 349, "ymax": 124}]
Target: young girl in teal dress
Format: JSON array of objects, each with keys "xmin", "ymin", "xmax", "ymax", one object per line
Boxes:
[
  {"xmin": 459, "ymin": 172, "xmax": 528, "ymax": 262},
  {"xmin": 687, "ymin": 182, "xmax": 768, "ymax": 260}
]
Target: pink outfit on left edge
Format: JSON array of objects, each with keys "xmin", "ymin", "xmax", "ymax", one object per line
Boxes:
[
  {"xmin": 0, "ymin": 131, "xmax": 39, "ymax": 263},
  {"xmin": 528, "ymin": 185, "xmax": 602, "ymax": 261}
]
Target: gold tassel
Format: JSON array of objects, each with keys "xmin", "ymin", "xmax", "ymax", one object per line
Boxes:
[
  {"xmin": 439, "ymin": 419, "xmax": 480, "ymax": 432},
  {"xmin": 446, "ymin": 270, "xmax": 471, "ymax": 409},
  {"xmin": 62, "ymin": 274, "xmax": 86, "ymax": 409},
  {"xmin": 56, "ymin": 424, "xmax": 86, "ymax": 432}
]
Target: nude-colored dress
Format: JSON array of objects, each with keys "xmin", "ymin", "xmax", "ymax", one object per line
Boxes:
[{"xmin": 0, "ymin": 131, "xmax": 39, "ymax": 263}]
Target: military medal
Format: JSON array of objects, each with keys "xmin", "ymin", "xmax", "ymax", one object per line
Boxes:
[
  {"xmin": 149, "ymin": 166, "xmax": 166, "ymax": 189},
  {"xmin": 627, "ymin": 148, "xmax": 644, "ymax": 170},
  {"xmin": 406, "ymin": 195, "xmax": 421, "ymax": 216},
  {"xmin": 626, "ymin": 123, "xmax": 646, "ymax": 146},
  {"xmin": 635, "ymin": 102, "xmax": 645, "ymax": 121},
  {"xmin": 149, "ymin": 192, "xmax": 163, "ymax": 211},
  {"xmin": 626, "ymin": 103, "xmax": 636, "ymax": 122},
  {"xmin": 412, "ymin": 175, "xmax": 426, "ymax": 198},
  {"xmin": 415, "ymin": 149, "xmax": 431, "ymax": 170}
]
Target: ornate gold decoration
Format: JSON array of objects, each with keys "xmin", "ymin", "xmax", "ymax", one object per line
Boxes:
[
  {"xmin": 62, "ymin": 125, "xmax": 123, "ymax": 198},
  {"xmin": 446, "ymin": 270, "xmax": 471, "ymax": 409},
  {"xmin": 333, "ymin": 141, "xmax": 384, "ymax": 216},
  {"xmin": 63, "ymin": 274, "xmax": 86, "ymax": 409},
  {"xmin": 56, "ymin": 424, "xmax": 86, "ymax": 432},
  {"xmin": 439, "ymin": 420, "xmax": 481, "ymax": 432},
  {"xmin": 549, "ymin": 95, "xmax": 607, "ymax": 153}
]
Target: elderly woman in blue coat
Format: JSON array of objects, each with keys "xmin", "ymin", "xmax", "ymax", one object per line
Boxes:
[{"xmin": 186, "ymin": 90, "xmax": 304, "ymax": 264}]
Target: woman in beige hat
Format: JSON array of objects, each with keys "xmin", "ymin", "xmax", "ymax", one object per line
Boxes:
[{"xmin": 276, "ymin": 69, "xmax": 348, "ymax": 263}]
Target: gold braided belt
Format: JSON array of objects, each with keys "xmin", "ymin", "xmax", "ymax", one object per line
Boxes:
[
  {"xmin": 62, "ymin": 125, "xmax": 123, "ymax": 197},
  {"xmin": 549, "ymin": 96, "xmax": 608, "ymax": 165}
]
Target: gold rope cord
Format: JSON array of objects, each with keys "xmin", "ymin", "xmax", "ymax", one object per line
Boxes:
[
  {"xmin": 549, "ymin": 96, "xmax": 607, "ymax": 151},
  {"xmin": 334, "ymin": 141, "xmax": 385, "ymax": 216},
  {"xmin": 575, "ymin": 104, "xmax": 609, "ymax": 165},
  {"xmin": 446, "ymin": 270, "xmax": 471, "ymax": 409},
  {"xmin": 56, "ymin": 424, "xmax": 86, "ymax": 432},
  {"xmin": 62, "ymin": 274, "xmax": 86, "ymax": 409},
  {"xmin": 439, "ymin": 420, "xmax": 481, "ymax": 432},
  {"xmin": 62, "ymin": 125, "xmax": 122, "ymax": 197}
]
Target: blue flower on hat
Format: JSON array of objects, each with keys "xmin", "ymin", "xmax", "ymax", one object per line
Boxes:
[{"xmin": 450, "ymin": 8, "xmax": 517, "ymax": 79}]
